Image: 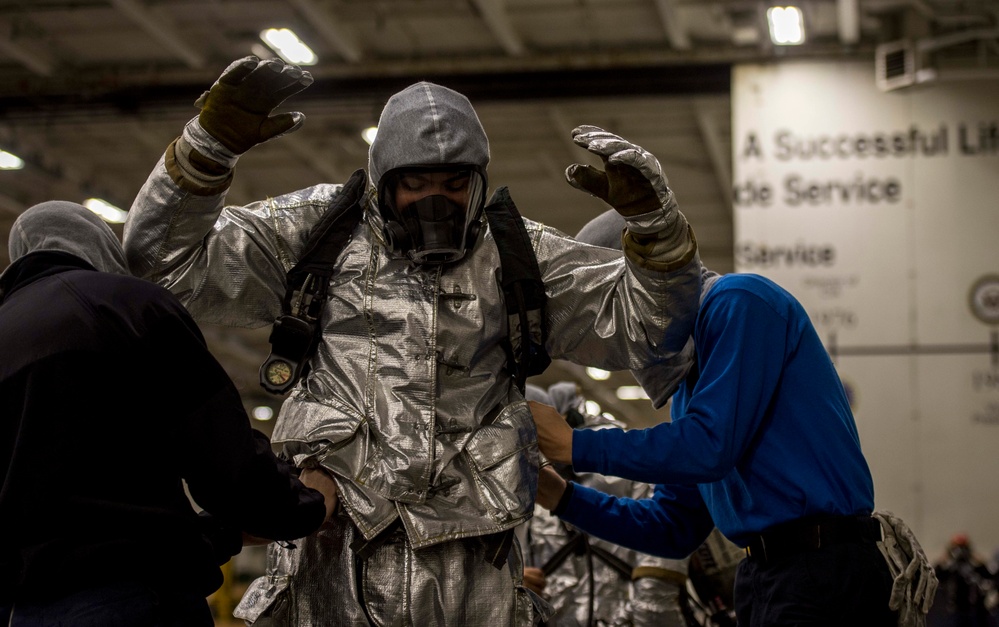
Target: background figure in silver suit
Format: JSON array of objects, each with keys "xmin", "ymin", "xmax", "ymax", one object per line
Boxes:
[
  {"xmin": 521, "ymin": 382, "xmax": 691, "ymax": 627},
  {"xmin": 124, "ymin": 56, "xmax": 702, "ymax": 626}
]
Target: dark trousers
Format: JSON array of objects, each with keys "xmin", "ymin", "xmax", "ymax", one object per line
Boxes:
[
  {"xmin": 735, "ymin": 539, "xmax": 898, "ymax": 626},
  {"xmin": 0, "ymin": 582, "xmax": 213, "ymax": 627}
]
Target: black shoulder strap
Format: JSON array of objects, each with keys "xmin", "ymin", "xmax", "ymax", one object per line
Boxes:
[
  {"xmin": 482, "ymin": 187, "xmax": 551, "ymax": 392},
  {"xmin": 259, "ymin": 169, "xmax": 367, "ymax": 394},
  {"xmin": 261, "ymin": 176, "xmax": 550, "ymax": 395}
]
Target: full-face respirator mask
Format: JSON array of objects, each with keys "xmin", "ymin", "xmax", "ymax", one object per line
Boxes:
[{"xmin": 377, "ymin": 164, "xmax": 487, "ymax": 265}]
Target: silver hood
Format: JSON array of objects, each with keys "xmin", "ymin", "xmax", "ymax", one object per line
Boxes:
[
  {"xmin": 368, "ymin": 81, "xmax": 490, "ymax": 186},
  {"xmin": 6, "ymin": 200, "xmax": 128, "ymax": 275}
]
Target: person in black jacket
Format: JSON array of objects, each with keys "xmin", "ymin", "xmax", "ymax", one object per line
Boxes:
[{"xmin": 0, "ymin": 201, "xmax": 335, "ymax": 626}]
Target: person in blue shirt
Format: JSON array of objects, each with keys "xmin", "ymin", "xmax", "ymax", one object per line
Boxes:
[{"xmin": 531, "ymin": 209, "xmax": 936, "ymax": 626}]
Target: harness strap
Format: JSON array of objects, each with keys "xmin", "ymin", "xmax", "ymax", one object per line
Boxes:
[
  {"xmin": 482, "ymin": 186, "xmax": 550, "ymax": 391},
  {"xmin": 259, "ymin": 169, "xmax": 367, "ymax": 394}
]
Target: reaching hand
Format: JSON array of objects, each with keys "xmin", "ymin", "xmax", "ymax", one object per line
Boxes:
[
  {"xmin": 300, "ymin": 467, "xmax": 339, "ymax": 523},
  {"xmin": 528, "ymin": 400, "xmax": 573, "ymax": 464},
  {"xmin": 522, "ymin": 567, "xmax": 547, "ymax": 595},
  {"xmin": 565, "ymin": 125, "xmax": 672, "ymax": 217},
  {"xmin": 536, "ymin": 464, "xmax": 568, "ymax": 511},
  {"xmin": 195, "ymin": 56, "xmax": 314, "ymax": 155}
]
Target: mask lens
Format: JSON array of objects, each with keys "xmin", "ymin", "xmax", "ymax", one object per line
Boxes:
[
  {"xmin": 404, "ymin": 194, "xmax": 464, "ymax": 254},
  {"xmin": 380, "ymin": 167, "xmax": 486, "ymax": 264}
]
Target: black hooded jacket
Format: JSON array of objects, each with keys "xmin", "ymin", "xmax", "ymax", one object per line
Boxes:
[{"xmin": 0, "ymin": 202, "xmax": 325, "ymax": 602}]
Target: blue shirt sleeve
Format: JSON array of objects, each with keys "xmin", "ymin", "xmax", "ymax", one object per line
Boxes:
[
  {"xmin": 572, "ymin": 281, "xmax": 789, "ymax": 485},
  {"xmin": 559, "ymin": 481, "xmax": 715, "ymax": 559}
]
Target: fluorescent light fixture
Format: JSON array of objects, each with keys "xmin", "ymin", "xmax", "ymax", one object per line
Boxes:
[
  {"xmin": 250, "ymin": 43, "xmax": 276, "ymax": 60},
  {"xmin": 585, "ymin": 367, "xmax": 611, "ymax": 381},
  {"xmin": 252, "ymin": 406, "xmax": 275, "ymax": 421},
  {"xmin": 361, "ymin": 126, "xmax": 378, "ymax": 145},
  {"xmin": 584, "ymin": 400, "xmax": 602, "ymax": 417},
  {"xmin": 260, "ymin": 28, "xmax": 317, "ymax": 65},
  {"xmin": 615, "ymin": 385, "xmax": 650, "ymax": 400},
  {"xmin": 83, "ymin": 198, "xmax": 128, "ymax": 224},
  {"xmin": 767, "ymin": 6, "xmax": 805, "ymax": 45},
  {"xmin": 0, "ymin": 149, "xmax": 25, "ymax": 170}
]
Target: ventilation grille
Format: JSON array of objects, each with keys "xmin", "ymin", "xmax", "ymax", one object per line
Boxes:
[{"xmin": 875, "ymin": 40, "xmax": 916, "ymax": 91}]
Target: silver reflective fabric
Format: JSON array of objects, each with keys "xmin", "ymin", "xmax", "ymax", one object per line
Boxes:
[
  {"xmin": 233, "ymin": 516, "xmax": 546, "ymax": 626},
  {"xmin": 524, "ymin": 422, "xmax": 689, "ymax": 627},
  {"xmin": 124, "ymin": 150, "xmax": 699, "ymax": 627}
]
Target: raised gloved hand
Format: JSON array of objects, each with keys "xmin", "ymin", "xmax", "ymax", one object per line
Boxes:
[
  {"xmin": 195, "ymin": 56, "xmax": 313, "ymax": 155},
  {"xmin": 873, "ymin": 511, "xmax": 938, "ymax": 627},
  {"xmin": 565, "ymin": 126, "xmax": 672, "ymax": 218}
]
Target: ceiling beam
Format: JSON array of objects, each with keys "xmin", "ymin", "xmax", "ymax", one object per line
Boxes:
[
  {"xmin": 109, "ymin": 0, "xmax": 206, "ymax": 69},
  {"xmin": 0, "ymin": 64, "xmax": 732, "ymax": 119},
  {"xmin": 654, "ymin": 0, "xmax": 692, "ymax": 51},
  {"xmin": 285, "ymin": 0, "xmax": 363, "ymax": 63},
  {"xmin": 280, "ymin": 133, "xmax": 350, "ymax": 183},
  {"xmin": 470, "ymin": 0, "xmax": 526, "ymax": 56},
  {"xmin": 0, "ymin": 18, "xmax": 55, "ymax": 76},
  {"xmin": 694, "ymin": 100, "xmax": 732, "ymax": 206},
  {"xmin": 838, "ymin": 0, "xmax": 861, "ymax": 45},
  {"xmin": 547, "ymin": 106, "xmax": 583, "ymax": 164},
  {"xmin": 0, "ymin": 191, "xmax": 26, "ymax": 216}
]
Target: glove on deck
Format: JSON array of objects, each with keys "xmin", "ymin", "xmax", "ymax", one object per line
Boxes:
[{"xmin": 873, "ymin": 510, "xmax": 938, "ymax": 627}]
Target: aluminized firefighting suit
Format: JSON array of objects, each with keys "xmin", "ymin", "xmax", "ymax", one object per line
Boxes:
[
  {"xmin": 123, "ymin": 79, "xmax": 700, "ymax": 626},
  {"xmin": 522, "ymin": 383, "xmax": 689, "ymax": 627}
]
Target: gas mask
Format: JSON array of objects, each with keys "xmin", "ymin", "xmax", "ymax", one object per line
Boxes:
[{"xmin": 377, "ymin": 164, "xmax": 487, "ymax": 265}]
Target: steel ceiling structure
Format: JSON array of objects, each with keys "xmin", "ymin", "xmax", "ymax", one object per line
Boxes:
[{"xmin": 1, "ymin": 0, "xmax": 996, "ymax": 425}]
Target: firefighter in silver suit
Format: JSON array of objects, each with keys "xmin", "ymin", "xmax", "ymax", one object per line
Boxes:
[
  {"xmin": 522, "ymin": 382, "xmax": 691, "ymax": 627},
  {"xmin": 123, "ymin": 56, "xmax": 701, "ymax": 626}
]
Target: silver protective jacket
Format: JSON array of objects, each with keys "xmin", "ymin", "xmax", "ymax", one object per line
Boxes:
[
  {"xmin": 126, "ymin": 174, "xmax": 700, "ymax": 546},
  {"xmin": 124, "ymin": 81, "xmax": 699, "ymax": 625}
]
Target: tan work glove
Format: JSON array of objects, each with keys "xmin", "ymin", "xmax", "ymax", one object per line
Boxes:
[
  {"xmin": 567, "ymin": 126, "xmax": 693, "ymax": 270},
  {"xmin": 873, "ymin": 511, "xmax": 939, "ymax": 627},
  {"xmin": 196, "ymin": 55, "xmax": 313, "ymax": 156},
  {"xmin": 170, "ymin": 56, "xmax": 314, "ymax": 189},
  {"xmin": 565, "ymin": 125, "xmax": 673, "ymax": 218}
]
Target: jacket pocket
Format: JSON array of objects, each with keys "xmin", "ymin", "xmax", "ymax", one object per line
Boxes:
[
  {"xmin": 232, "ymin": 543, "xmax": 298, "ymax": 624},
  {"xmin": 463, "ymin": 401, "xmax": 540, "ymax": 525},
  {"xmin": 271, "ymin": 390, "xmax": 365, "ymax": 464}
]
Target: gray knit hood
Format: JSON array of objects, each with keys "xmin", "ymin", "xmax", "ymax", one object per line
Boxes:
[
  {"xmin": 6, "ymin": 200, "xmax": 128, "ymax": 275},
  {"xmin": 368, "ymin": 82, "xmax": 490, "ymax": 187},
  {"xmin": 574, "ymin": 208, "xmax": 626, "ymax": 250}
]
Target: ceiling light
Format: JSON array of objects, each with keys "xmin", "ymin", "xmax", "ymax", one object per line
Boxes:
[
  {"xmin": 250, "ymin": 43, "xmax": 276, "ymax": 60},
  {"xmin": 585, "ymin": 367, "xmax": 611, "ymax": 381},
  {"xmin": 260, "ymin": 28, "xmax": 317, "ymax": 65},
  {"xmin": 252, "ymin": 406, "xmax": 275, "ymax": 421},
  {"xmin": 584, "ymin": 400, "xmax": 602, "ymax": 416},
  {"xmin": 767, "ymin": 6, "xmax": 805, "ymax": 45},
  {"xmin": 361, "ymin": 126, "xmax": 378, "ymax": 145},
  {"xmin": 615, "ymin": 385, "xmax": 650, "ymax": 400},
  {"xmin": 83, "ymin": 198, "xmax": 128, "ymax": 223},
  {"xmin": 0, "ymin": 149, "xmax": 24, "ymax": 170}
]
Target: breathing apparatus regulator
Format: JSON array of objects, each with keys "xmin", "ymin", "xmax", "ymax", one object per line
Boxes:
[
  {"xmin": 259, "ymin": 167, "xmax": 549, "ymax": 396},
  {"xmin": 377, "ymin": 164, "xmax": 488, "ymax": 265}
]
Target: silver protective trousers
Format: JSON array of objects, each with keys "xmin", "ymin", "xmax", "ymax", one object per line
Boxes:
[{"xmin": 235, "ymin": 514, "xmax": 548, "ymax": 626}]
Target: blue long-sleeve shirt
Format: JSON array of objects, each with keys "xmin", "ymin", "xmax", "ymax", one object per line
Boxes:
[{"xmin": 564, "ymin": 273, "xmax": 875, "ymax": 557}]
